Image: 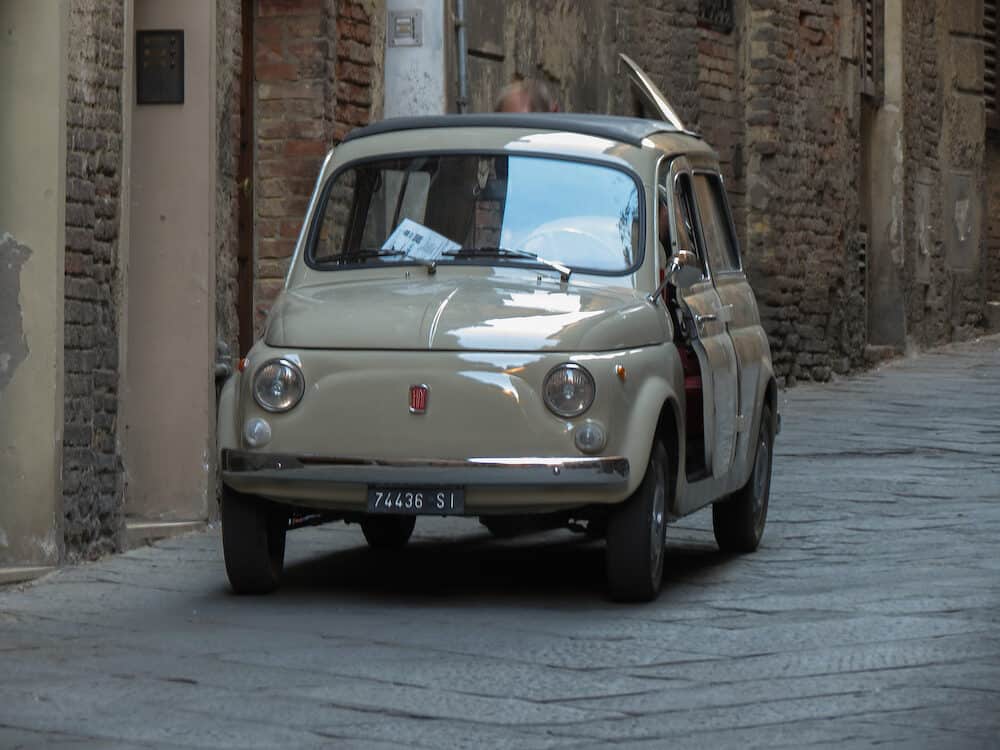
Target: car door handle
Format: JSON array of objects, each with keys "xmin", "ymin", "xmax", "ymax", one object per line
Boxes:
[{"xmin": 695, "ymin": 313, "xmax": 717, "ymax": 326}]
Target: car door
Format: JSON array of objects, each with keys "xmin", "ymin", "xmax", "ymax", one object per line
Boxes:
[
  {"xmin": 662, "ymin": 159, "xmax": 740, "ymax": 480},
  {"xmin": 690, "ymin": 168, "xmax": 769, "ymax": 483},
  {"xmin": 625, "ymin": 54, "xmax": 740, "ymax": 484}
]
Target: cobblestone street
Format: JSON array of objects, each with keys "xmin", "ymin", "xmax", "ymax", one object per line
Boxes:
[{"xmin": 1, "ymin": 336, "xmax": 998, "ymax": 749}]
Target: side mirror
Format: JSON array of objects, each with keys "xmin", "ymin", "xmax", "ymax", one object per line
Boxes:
[
  {"xmin": 669, "ymin": 249, "xmax": 702, "ymax": 289},
  {"xmin": 646, "ymin": 249, "xmax": 703, "ymax": 305}
]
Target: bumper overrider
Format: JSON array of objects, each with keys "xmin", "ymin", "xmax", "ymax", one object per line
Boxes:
[{"xmin": 221, "ymin": 449, "xmax": 629, "ymax": 489}]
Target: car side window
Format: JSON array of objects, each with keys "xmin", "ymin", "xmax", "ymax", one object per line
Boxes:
[
  {"xmin": 692, "ymin": 173, "xmax": 740, "ymax": 273},
  {"xmin": 671, "ymin": 172, "xmax": 709, "ymax": 279}
]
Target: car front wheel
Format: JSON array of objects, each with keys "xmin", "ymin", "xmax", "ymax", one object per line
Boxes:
[
  {"xmin": 713, "ymin": 404, "xmax": 774, "ymax": 553},
  {"xmin": 606, "ymin": 439, "xmax": 669, "ymax": 602},
  {"xmin": 221, "ymin": 485, "xmax": 288, "ymax": 594}
]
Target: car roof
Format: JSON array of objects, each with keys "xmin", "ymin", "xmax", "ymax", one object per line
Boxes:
[{"xmin": 342, "ymin": 113, "xmax": 701, "ymax": 148}]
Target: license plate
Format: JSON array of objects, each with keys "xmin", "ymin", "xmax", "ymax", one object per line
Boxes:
[{"xmin": 367, "ymin": 487, "xmax": 465, "ymax": 515}]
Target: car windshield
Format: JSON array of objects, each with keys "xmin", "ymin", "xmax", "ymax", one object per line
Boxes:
[{"xmin": 309, "ymin": 153, "xmax": 642, "ymax": 274}]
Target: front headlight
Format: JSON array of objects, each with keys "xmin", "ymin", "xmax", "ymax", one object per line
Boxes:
[
  {"xmin": 543, "ymin": 363, "xmax": 595, "ymax": 418},
  {"xmin": 252, "ymin": 359, "xmax": 305, "ymax": 412}
]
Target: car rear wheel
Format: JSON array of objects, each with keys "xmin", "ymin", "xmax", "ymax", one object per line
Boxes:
[
  {"xmin": 221, "ymin": 485, "xmax": 288, "ymax": 594},
  {"xmin": 361, "ymin": 515, "xmax": 416, "ymax": 549},
  {"xmin": 713, "ymin": 404, "xmax": 774, "ymax": 553},
  {"xmin": 606, "ymin": 439, "xmax": 668, "ymax": 602}
]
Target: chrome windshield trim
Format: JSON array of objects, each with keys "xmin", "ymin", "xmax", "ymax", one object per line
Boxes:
[{"xmin": 221, "ymin": 449, "xmax": 629, "ymax": 488}]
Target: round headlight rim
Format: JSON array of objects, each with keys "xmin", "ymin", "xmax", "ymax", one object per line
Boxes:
[
  {"xmin": 252, "ymin": 357, "xmax": 305, "ymax": 413},
  {"xmin": 542, "ymin": 362, "xmax": 596, "ymax": 419}
]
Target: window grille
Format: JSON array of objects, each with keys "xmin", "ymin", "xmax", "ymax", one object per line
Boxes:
[
  {"xmin": 987, "ymin": 0, "xmax": 998, "ymax": 131},
  {"xmin": 698, "ymin": 0, "xmax": 734, "ymax": 34},
  {"xmin": 860, "ymin": 0, "xmax": 883, "ymax": 99}
]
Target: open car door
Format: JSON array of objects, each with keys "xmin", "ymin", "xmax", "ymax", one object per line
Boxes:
[{"xmin": 619, "ymin": 53, "xmax": 688, "ymax": 131}]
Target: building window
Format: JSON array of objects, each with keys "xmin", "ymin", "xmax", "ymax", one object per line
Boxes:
[
  {"xmin": 698, "ymin": 0, "xmax": 734, "ymax": 34},
  {"xmin": 860, "ymin": 0, "xmax": 883, "ymax": 100},
  {"xmin": 987, "ymin": 0, "xmax": 999, "ymax": 132}
]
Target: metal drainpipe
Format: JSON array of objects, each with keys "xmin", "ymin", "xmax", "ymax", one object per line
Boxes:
[{"xmin": 455, "ymin": 0, "xmax": 468, "ymax": 113}]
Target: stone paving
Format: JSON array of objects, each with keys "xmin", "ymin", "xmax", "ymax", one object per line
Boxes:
[{"xmin": 1, "ymin": 336, "xmax": 998, "ymax": 749}]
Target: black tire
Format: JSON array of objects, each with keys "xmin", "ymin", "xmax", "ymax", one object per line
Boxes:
[
  {"xmin": 606, "ymin": 440, "xmax": 669, "ymax": 602},
  {"xmin": 221, "ymin": 485, "xmax": 288, "ymax": 594},
  {"xmin": 713, "ymin": 404, "xmax": 774, "ymax": 553},
  {"xmin": 361, "ymin": 515, "xmax": 416, "ymax": 549}
]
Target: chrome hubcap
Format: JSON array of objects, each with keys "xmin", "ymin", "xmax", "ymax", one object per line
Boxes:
[
  {"xmin": 650, "ymin": 470, "xmax": 665, "ymax": 570},
  {"xmin": 752, "ymin": 434, "xmax": 770, "ymax": 533}
]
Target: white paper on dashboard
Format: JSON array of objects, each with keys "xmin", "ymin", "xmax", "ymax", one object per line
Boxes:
[{"xmin": 382, "ymin": 218, "xmax": 461, "ymax": 261}]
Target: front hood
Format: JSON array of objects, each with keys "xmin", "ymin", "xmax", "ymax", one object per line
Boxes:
[{"xmin": 265, "ymin": 275, "xmax": 666, "ymax": 352}]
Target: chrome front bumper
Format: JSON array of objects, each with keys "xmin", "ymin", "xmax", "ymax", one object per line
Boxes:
[{"xmin": 221, "ymin": 449, "xmax": 629, "ymax": 488}]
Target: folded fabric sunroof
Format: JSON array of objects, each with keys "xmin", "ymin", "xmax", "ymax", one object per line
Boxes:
[{"xmin": 342, "ymin": 113, "xmax": 696, "ymax": 147}]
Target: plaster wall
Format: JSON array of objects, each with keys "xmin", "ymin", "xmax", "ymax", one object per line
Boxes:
[
  {"xmin": 867, "ymin": 0, "xmax": 907, "ymax": 347},
  {"xmin": 0, "ymin": 0, "xmax": 69, "ymax": 570},
  {"xmin": 383, "ymin": 0, "xmax": 446, "ymax": 117},
  {"xmin": 122, "ymin": 0, "xmax": 216, "ymax": 524}
]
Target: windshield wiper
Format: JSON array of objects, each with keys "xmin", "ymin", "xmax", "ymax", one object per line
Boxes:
[
  {"xmin": 345, "ymin": 248, "xmax": 407, "ymax": 260},
  {"xmin": 444, "ymin": 246, "xmax": 571, "ymax": 282},
  {"xmin": 325, "ymin": 247, "xmax": 440, "ymax": 274}
]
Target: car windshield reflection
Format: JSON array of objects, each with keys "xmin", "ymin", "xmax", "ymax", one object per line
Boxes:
[{"xmin": 310, "ymin": 154, "xmax": 642, "ymax": 275}]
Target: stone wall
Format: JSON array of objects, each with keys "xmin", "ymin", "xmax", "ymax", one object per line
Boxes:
[
  {"xmin": 988, "ymin": 138, "xmax": 1000, "ymax": 311},
  {"xmin": 937, "ymin": 0, "xmax": 991, "ymax": 341},
  {"xmin": 613, "ymin": 0, "xmax": 701, "ymax": 123},
  {"xmin": 899, "ymin": 0, "xmax": 991, "ymax": 345},
  {"xmin": 62, "ymin": 0, "xmax": 126, "ymax": 561},
  {"xmin": 696, "ymin": 6, "xmax": 746, "ymax": 249},
  {"xmin": 901, "ymin": 0, "xmax": 948, "ymax": 344},
  {"xmin": 253, "ymin": 0, "xmax": 384, "ymax": 334},
  {"xmin": 741, "ymin": 1, "xmax": 865, "ymax": 384}
]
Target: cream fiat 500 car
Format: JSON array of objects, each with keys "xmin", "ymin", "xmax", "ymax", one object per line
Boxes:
[{"xmin": 219, "ymin": 74, "xmax": 777, "ymax": 602}]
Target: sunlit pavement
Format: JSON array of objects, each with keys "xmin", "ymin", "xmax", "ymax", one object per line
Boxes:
[{"xmin": 2, "ymin": 335, "xmax": 998, "ymax": 749}]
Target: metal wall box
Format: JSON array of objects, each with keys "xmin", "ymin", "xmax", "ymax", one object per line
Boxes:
[
  {"xmin": 136, "ymin": 30, "xmax": 184, "ymax": 105},
  {"xmin": 388, "ymin": 9, "xmax": 422, "ymax": 47}
]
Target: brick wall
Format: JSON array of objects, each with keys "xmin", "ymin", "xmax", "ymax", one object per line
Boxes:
[
  {"xmin": 988, "ymin": 139, "xmax": 1000, "ymax": 306},
  {"xmin": 742, "ymin": 1, "xmax": 864, "ymax": 384},
  {"xmin": 253, "ymin": 0, "xmax": 382, "ymax": 333},
  {"xmin": 616, "ymin": 0, "xmax": 701, "ymax": 124},
  {"xmin": 613, "ymin": 1, "xmax": 869, "ymax": 384},
  {"xmin": 900, "ymin": 0, "xmax": 991, "ymax": 344},
  {"xmin": 901, "ymin": 0, "xmax": 948, "ymax": 344},
  {"xmin": 696, "ymin": 10, "xmax": 746, "ymax": 249},
  {"xmin": 217, "ymin": 0, "xmax": 244, "ymax": 357},
  {"xmin": 63, "ymin": 0, "xmax": 126, "ymax": 561}
]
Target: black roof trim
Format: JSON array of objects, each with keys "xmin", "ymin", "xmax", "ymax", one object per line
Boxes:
[{"xmin": 342, "ymin": 113, "xmax": 699, "ymax": 148}]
